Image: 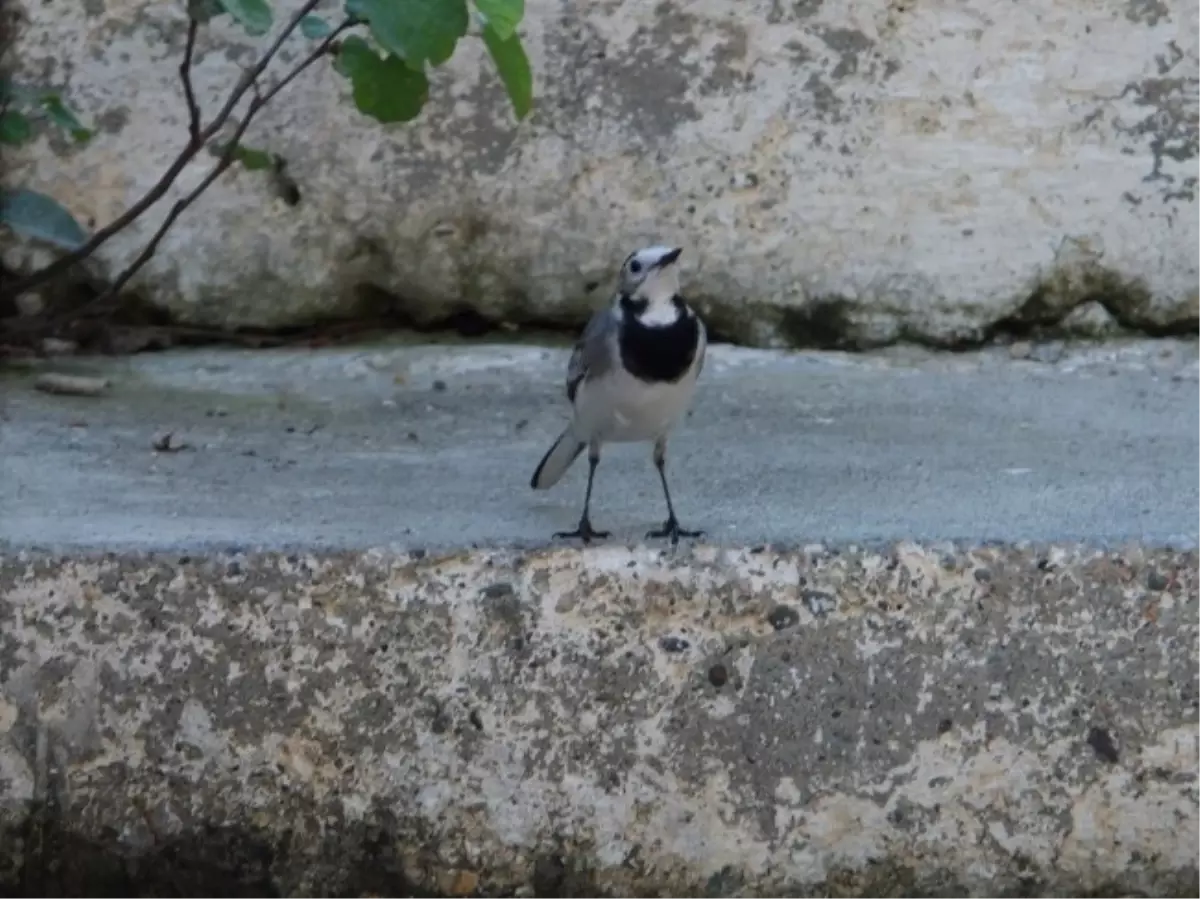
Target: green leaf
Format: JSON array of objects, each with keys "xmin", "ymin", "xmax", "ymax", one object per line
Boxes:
[
  {"xmin": 230, "ymin": 142, "xmax": 275, "ymax": 170},
  {"xmin": 335, "ymin": 35, "xmax": 429, "ymax": 123},
  {"xmin": 187, "ymin": 0, "xmax": 226, "ymax": 23},
  {"xmin": 299, "ymin": 14, "xmax": 333, "ymax": 38},
  {"xmin": 0, "ymin": 110, "xmax": 33, "ymax": 145},
  {"xmin": 343, "ymin": 0, "xmax": 367, "ymax": 19},
  {"xmin": 473, "ymin": 0, "xmax": 522, "ymax": 41},
  {"xmin": 0, "ymin": 188, "xmax": 90, "ymax": 250},
  {"xmin": 482, "ymin": 24, "xmax": 532, "ymax": 120},
  {"xmin": 39, "ymin": 94, "xmax": 93, "ymax": 143},
  {"xmin": 212, "ymin": 139, "xmax": 276, "ymax": 170},
  {"xmin": 331, "ymin": 34, "xmax": 368, "ymax": 77},
  {"xmin": 355, "ymin": 0, "xmax": 469, "ymax": 69},
  {"xmin": 218, "ymin": 0, "xmax": 273, "ymax": 36}
]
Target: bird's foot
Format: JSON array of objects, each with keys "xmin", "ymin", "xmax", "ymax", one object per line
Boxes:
[
  {"xmin": 646, "ymin": 517, "xmax": 704, "ymax": 545},
  {"xmin": 554, "ymin": 517, "xmax": 611, "ymax": 544}
]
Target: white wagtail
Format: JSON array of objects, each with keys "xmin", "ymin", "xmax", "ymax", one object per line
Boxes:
[{"xmin": 530, "ymin": 244, "xmax": 708, "ymax": 544}]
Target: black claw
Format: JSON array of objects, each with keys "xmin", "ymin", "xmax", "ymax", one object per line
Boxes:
[
  {"xmin": 646, "ymin": 518, "xmax": 704, "ymax": 545},
  {"xmin": 554, "ymin": 518, "xmax": 611, "ymax": 544}
]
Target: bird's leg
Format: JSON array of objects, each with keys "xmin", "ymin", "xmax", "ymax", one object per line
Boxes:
[
  {"xmin": 646, "ymin": 438, "xmax": 704, "ymax": 544},
  {"xmin": 554, "ymin": 448, "xmax": 610, "ymax": 543}
]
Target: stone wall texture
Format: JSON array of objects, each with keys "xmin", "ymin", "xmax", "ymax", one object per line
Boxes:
[
  {"xmin": 3, "ymin": 0, "xmax": 1199, "ymax": 346},
  {"xmin": 1, "ymin": 544, "xmax": 1197, "ymax": 895}
]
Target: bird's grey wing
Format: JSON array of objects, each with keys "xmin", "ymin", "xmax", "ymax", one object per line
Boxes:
[{"xmin": 566, "ymin": 305, "xmax": 618, "ymax": 403}]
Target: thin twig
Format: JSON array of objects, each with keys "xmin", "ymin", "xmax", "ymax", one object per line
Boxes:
[
  {"xmin": 258, "ymin": 19, "xmax": 353, "ymax": 107},
  {"xmin": 87, "ymin": 20, "xmax": 352, "ymax": 309},
  {"xmin": 98, "ymin": 114, "xmax": 256, "ymax": 305},
  {"xmin": 203, "ymin": 0, "xmax": 331, "ymax": 138},
  {"xmin": 6, "ymin": 0, "xmax": 326, "ymax": 298},
  {"xmin": 180, "ymin": 17, "xmax": 202, "ymax": 144}
]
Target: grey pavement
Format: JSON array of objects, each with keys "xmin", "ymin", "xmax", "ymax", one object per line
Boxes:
[{"xmin": 1, "ymin": 337, "xmax": 1197, "ymax": 552}]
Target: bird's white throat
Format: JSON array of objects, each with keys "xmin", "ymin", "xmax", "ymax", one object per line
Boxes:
[
  {"xmin": 635, "ymin": 298, "xmax": 683, "ymax": 327},
  {"xmin": 629, "ymin": 265, "xmax": 682, "ymax": 326}
]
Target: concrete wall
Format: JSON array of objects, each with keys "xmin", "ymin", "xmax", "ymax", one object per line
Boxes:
[
  {"xmin": 1, "ymin": 544, "xmax": 1196, "ymax": 895},
  {"xmin": 3, "ymin": 0, "xmax": 1197, "ymax": 347}
]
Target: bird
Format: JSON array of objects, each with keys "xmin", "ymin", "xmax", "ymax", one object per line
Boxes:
[{"xmin": 529, "ymin": 243, "xmax": 708, "ymax": 545}]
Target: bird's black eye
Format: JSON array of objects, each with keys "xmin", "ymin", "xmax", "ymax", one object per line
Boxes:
[{"xmin": 629, "ymin": 260, "xmax": 642, "ymax": 274}]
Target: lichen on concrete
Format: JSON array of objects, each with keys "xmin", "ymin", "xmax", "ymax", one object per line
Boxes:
[{"xmin": 1, "ymin": 542, "xmax": 1196, "ymax": 896}]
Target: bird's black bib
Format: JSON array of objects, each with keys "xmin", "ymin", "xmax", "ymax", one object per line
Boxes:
[{"xmin": 618, "ymin": 294, "xmax": 700, "ymax": 384}]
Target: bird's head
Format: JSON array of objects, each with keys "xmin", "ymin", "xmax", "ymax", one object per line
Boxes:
[{"xmin": 618, "ymin": 245, "xmax": 683, "ymax": 306}]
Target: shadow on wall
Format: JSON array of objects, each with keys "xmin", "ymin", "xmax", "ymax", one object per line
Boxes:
[{"xmin": 1, "ymin": 801, "xmax": 591, "ymax": 898}]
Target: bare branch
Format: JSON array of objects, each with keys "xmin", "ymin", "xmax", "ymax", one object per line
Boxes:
[
  {"xmin": 180, "ymin": 17, "xmax": 202, "ymax": 145},
  {"xmin": 6, "ymin": 0, "xmax": 326, "ymax": 299},
  {"xmin": 97, "ymin": 109, "xmax": 256, "ymax": 305},
  {"xmin": 202, "ymin": 0, "xmax": 329, "ymax": 137},
  {"xmin": 72, "ymin": 19, "xmax": 353, "ymax": 315},
  {"xmin": 258, "ymin": 19, "xmax": 353, "ymax": 107}
]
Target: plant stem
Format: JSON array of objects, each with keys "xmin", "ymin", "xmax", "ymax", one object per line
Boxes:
[
  {"xmin": 92, "ymin": 20, "xmax": 352, "ymax": 308},
  {"xmin": 5, "ymin": 0, "xmax": 327, "ymax": 299},
  {"xmin": 180, "ymin": 18, "xmax": 202, "ymax": 144}
]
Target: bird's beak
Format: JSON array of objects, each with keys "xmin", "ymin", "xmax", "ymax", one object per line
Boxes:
[{"xmin": 656, "ymin": 247, "xmax": 683, "ymax": 269}]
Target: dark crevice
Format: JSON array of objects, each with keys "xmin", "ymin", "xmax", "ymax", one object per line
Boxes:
[
  {"xmin": 1, "ymin": 278, "xmax": 746, "ymax": 358},
  {"xmin": 1, "ymin": 270, "xmax": 1195, "ymax": 362},
  {"xmin": 777, "ymin": 298, "xmax": 861, "ymax": 350},
  {"xmin": 988, "ymin": 285, "xmax": 1199, "ymax": 344}
]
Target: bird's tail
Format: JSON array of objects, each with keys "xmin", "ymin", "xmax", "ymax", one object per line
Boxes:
[{"xmin": 530, "ymin": 428, "xmax": 585, "ymax": 490}]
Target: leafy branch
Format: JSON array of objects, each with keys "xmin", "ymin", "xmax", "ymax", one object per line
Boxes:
[
  {"xmin": 5, "ymin": 0, "xmax": 329, "ymax": 303},
  {"xmin": 102, "ymin": 15, "xmax": 355, "ymax": 306},
  {"xmin": 2, "ymin": 0, "xmax": 533, "ymax": 321}
]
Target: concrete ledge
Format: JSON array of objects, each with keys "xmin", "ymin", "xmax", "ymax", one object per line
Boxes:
[
  {"xmin": 2, "ymin": 543, "xmax": 1196, "ymax": 896},
  {"xmin": 2, "ymin": 341, "xmax": 1198, "ymax": 551}
]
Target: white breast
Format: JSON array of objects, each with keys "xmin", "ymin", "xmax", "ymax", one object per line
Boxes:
[{"xmin": 574, "ymin": 359, "xmax": 701, "ymax": 444}]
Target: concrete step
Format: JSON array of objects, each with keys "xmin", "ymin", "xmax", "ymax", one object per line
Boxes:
[
  {"xmin": 2, "ymin": 339, "xmax": 1197, "ymax": 551},
  {"xmin": 1, "ymin": 338, "xmax": 1197, "ymax": 896}
]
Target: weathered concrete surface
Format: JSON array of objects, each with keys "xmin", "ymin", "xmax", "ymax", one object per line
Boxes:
[
  {"xmin": 0, "ymin": 339, "xmax": 1197, "ymax": 895},
  {"xmin": 0, "ymin": 544, "xmax": 1197, "ymax": 896},
  {"xmin": 3, "ymin": 0, "xmax": 1198, "ymax": 346},
  {"xmin": 0, "ymin": 339, "xmax": 1197, "ymax": 550}
]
